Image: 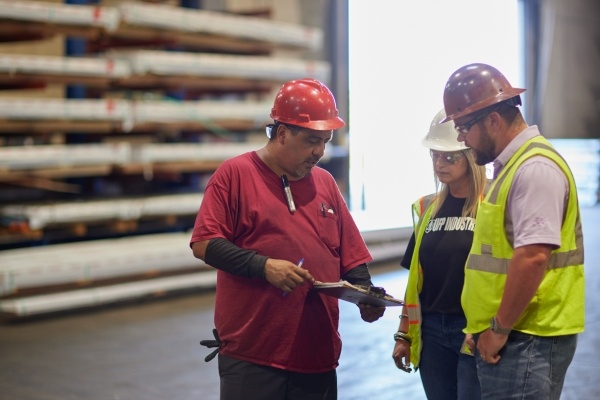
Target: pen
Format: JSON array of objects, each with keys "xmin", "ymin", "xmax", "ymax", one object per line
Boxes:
[
  {"xmin": 282, "ymin": 258, "xmax": 305, "ymax": 297},
  {"xmin": 281, "ymin": 174, "xmax": 296, "ymax": 213}
]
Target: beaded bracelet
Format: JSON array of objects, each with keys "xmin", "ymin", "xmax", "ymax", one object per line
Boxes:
[{"xmin": 393, "ymin": 331, "xmax": 412, "ymax": 344}]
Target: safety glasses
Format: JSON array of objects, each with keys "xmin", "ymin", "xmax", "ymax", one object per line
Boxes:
[
  {"xmin": 454, "ymin": 112, "xmax": 489, "ymax": 135},
  {"xmin": 265, "ymin": 123, "xmax": 301, "ymax": 138},
  {"xmin": 430, "ymin": 150, "xmax": 465, "ymax": 165}
]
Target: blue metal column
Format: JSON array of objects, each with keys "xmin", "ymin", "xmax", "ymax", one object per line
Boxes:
[
  {"xmin": 180, "ymin": 0, "xmax": 201, "ymax": 9},
  {"xmin": 65, "ymin": 0, "xmax": 98, "ymax": 100},
  {"xmin": 64, "ymin": 0, "xmax": 99, "ymax": 196}
]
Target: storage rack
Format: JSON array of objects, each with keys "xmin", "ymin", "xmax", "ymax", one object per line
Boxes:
[{"xmin": 0, "ymin": 0, "xmax": 386, "ymax": 317}]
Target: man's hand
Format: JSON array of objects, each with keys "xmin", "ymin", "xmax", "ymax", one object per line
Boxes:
[
  {"xmin": 476, "ymin": 329, "xmax": 507, "ymax": 364},
  {"xmin": 357, "ymin": 303, "xmax": 385, "ymax": 322},
  {"xmin": 264, "ymin": 258, "xmax": 314, "ymax": 294}
]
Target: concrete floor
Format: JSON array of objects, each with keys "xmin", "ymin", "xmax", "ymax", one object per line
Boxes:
[{"xmin": 0, "ymin": 206, "xmax": 598, "ymax": 400}]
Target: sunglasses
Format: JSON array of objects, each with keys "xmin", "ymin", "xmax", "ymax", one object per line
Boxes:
[
  {"xmin": 430, "ymin": 150, "xmax": 465, "ymax": 165},
  {"xmin": 454, "ymin": 112, "xmax": 489, "ymax": 135}
]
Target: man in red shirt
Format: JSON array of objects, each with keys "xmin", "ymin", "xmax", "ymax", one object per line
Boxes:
[{"xmin": 190, "ymin": 78, "xmax": 384, "ymax": 400}]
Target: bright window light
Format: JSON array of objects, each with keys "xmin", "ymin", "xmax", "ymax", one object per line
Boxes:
[{"xmin": 348, "ymin": 0, "xmax": 522, "ymax": 230}]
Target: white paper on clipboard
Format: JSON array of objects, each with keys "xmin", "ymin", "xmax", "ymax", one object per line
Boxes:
[{"xmin": 312, "ymin": 280, "xmax": 404, "ymax": 307}]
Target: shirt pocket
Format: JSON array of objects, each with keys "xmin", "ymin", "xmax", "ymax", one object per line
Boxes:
[
  {"xmin": 318, "ymin": 206, "xmax": 340, "ymax": 249},
  {"xmin": 477, "ymin": 202, "xmax": 504, "ymax": 249}
]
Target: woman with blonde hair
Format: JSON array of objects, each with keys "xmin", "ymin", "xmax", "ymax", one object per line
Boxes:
[{"xmin": 392, "ymin": 109, "xmax": 487, "ymax": 400}]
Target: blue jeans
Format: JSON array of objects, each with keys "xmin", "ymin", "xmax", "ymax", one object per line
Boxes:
[
  {"xmin": 419, "ymin": 313, "xmax": 481, "ymax": 400},
  {"xmin": 473, "ymin": 331, "xmax": 577, "ymax": 400}
]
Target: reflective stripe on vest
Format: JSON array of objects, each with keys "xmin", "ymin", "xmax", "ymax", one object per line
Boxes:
[{"xmin": 405, "ymin": 194, "xmax": 437, "ymax": 368}]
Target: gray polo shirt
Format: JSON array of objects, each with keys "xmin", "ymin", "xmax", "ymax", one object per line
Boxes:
[{"xmin": 492, "ymin": 125, "xmax": 568, "ymax": 249}]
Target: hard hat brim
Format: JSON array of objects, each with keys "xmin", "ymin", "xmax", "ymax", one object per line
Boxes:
[
  {"xmin": 279, "ymin": 117, "xmax": 346, "ymax": 131},
  {"xmin": 441, "ymin": 88, "xmax": 526, "ymax": 123},
  {"xmin": 421, "ymin": 137, "xmax": 469, "ymax": 151}
]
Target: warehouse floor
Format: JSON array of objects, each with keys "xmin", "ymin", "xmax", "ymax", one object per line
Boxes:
[{"xmin": 0, "ymin": 206, "xmax": 598, "ymax": 400}]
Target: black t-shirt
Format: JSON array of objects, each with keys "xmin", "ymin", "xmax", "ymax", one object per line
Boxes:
[{"xmin": 400, "ymin": 194, "xmax": 475, "ymax": 315}]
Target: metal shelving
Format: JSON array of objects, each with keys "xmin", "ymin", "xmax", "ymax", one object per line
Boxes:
[{"xmin": 0, "ymin": 0, "xmax": 349, "ymax": 316}]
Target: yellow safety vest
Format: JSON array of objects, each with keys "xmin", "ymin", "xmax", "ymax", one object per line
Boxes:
[
  {"xmin": 461, "ymin": 136, "xmax": 585, "ymax": 335},
  {"xmin": 404, "ymin": 193, "xmax": 437, "ymax": 368}
]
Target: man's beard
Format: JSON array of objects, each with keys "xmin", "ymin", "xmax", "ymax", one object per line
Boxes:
[
  {"xmin": 291, "ymin": 157, "xmax": 319, "ymax": 179},
  {"xmin": 474, "ymin": 124, "xmax": 496, "ymax": 166},
  {"xmin": 292, "ymin": 166, "xmax": 314, "ymax": 179}
]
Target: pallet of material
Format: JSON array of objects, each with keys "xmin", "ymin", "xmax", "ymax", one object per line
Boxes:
[
  {"xmin": 0, "ymin": 99, "xmax": 131, "ymax": 122},
  {"xmin": 0, "ymin": 53, "xmax": 330, "ymax": 85},
  {"xmin": 0, "ymin": 54, "xmax": 130, "ymax": 80},
  {"xmin": 0, "ymin": 215, "xmax": 197, "ymax": 249},
  {"xmin": 0, "ymin": 143, "xmax": 265, "ymax": 183},
  {"xmin": 0, "ymin": 98, "xmax": 273, "ymax": 133},
  {"xmin": 0, "ymin": 231, "xmax": 201, "ymax": 297},
  {"xmin": 131, "ymin": 100, "xmax": 271, "ymax": 126},
  {"xmin": 117, "ymin": 1, "xmax": 323, "ymax": 51},
  {"xmin": 0, "ymin": 226, "xmax": 410, "ymax": 299},
  {"xmin": 0, "ymin": 225, "xmax": 411, "ymax": 317},
  {"xmin": 0, "ymin": 193, "xmax": 204, "ymax": 230},
  {"xmin": 0, "ymin": 142, "xmax": 258, "ymax": 170},
  {"xmin": 0, "ymin": 143, "xmax": 131, "ymax": 171},
  {"xmin": 0, "ymin": 269, "xmax": 218, "ymax": 317},
  {"xmin": 131, "ymin": 142, "xmax": 329, "ymax": 164},
  {"xmin": 0, "ymin": 0, "xmax": 120, "ymax": 31},
  {"xmin": 0, "ymin": 1, "xmax": 322, "ymax": 52},
  {"xmin": 120, "ymin": 51, "xmax": 330, "ymax": 83}
]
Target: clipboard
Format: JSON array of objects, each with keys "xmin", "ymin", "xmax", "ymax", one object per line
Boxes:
[{"xmin": 312, "ymin": 280, "xmax": 404, "ymax": 307}]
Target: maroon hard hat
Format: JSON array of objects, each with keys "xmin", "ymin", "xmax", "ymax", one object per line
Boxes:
[
  {"xmin": 441, "ymin": 63, "xmax": 526, "ymax": 122},
  {"xmin": 270, "ymin": 78, "xmax": 345, "ymax": 130}
]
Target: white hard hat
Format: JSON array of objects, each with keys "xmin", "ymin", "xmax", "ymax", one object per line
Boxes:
[{"xmin": 421, "ymin": 109, "xmax": 469, "ymax": 151}]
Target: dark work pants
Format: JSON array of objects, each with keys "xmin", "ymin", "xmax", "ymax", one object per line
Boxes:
[{"xmin": 218, "ymin": 354, "xmax": 337, "ymax": 400}]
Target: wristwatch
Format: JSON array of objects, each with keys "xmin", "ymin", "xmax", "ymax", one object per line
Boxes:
[{"xmin": 490, "ymin": 316, "xmax": 511, "ymax": 335}]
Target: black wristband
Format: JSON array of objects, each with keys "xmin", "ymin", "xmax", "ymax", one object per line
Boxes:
[
  {"xmin": 204, "ymin": 238, "xmax": 268, "ymax": 279},
  {"xmin": 341, "ymin": 263, "xmax": 373, "ymax": 286}
]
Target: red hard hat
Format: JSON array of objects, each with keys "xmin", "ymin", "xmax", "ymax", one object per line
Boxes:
[
  {"xmin": 270, "ymin": 78, "xmax": 345, "ymax": 130},
  {"xmin": 441, "ymin": 63, "xmax": 526, "ymax": 122}
]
